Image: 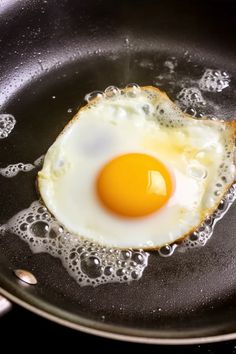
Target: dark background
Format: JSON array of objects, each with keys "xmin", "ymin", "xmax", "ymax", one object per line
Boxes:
[{"xmin": 1, "ymin": 305, "xmax": 236, "ymax": 353}]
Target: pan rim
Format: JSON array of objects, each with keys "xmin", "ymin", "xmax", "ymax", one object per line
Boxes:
[{"xmin": 1, "ymin": 287, "xmax": 236, "ymax": 345}]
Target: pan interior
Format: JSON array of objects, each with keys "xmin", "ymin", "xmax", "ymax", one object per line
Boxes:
[{"xmin": 0, "ymin": 0, "xmax": 236, "ymax": 342}]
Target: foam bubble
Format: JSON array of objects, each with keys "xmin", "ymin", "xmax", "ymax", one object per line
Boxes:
[
  {"xmin": 0, "ymin": 201, "xmax": 149, "ymax": 287},
  {"xmin": 158, "ymin": 244, "xmax": 178, "ymax": 257},
  {"xmin": 0, "ymin": 114, "xmax": 16, "ymax": 139},
  {"xmin": 199, "ymin": 69, "xmax": 230, "ymax": 93},
  {"xmin": 84, "ymin": 91, "xmax": 104, "ymax": 103},
  {"xmin": 104, "ymin": 86, "xmax": 121, "ymax": 97},
  {"xmin": 125, "ymin": 83, "xmax": 141, "ymax": 97}
]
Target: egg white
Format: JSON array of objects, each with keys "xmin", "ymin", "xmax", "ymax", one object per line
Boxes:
[{"xmin": 38, "ymin": 86, "xmax": 236, "ymax": 249}]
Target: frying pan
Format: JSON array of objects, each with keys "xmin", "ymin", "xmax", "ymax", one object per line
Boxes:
[{"xmin": 0, "ymin": 0, "xmax": 236, "ymax": 344}]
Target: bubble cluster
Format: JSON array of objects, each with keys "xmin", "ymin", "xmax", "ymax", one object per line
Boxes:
[
  {"xmin": 0, "ymin": 114, "xmax": 16, "ymax": 139},
  {"xmin": 217, "ymin": 144, "xmax": 235, "ymax": 188},
  {"xmin": 0, "ymin": 155, "xmax": 45, "ymax": 178},
  {"xmin": 84, "ymin": 84, "xmax": 188, "ymax": 130},
  {"xmin": 176, "ymin": 87, "xmax": 206, "ymax": 108},
  {"xmin": 154, "ymin": 103, "xmax": 185, "ymax": 128},
  {"xmin": 157, "ymin": 184, "xmax": 236, "ymax": 257},
  {"xmin": 179, "ymin": 184, "xmax": 236, "ymax": 251},
  {"xmin": 84, "ymin": 84, "xmax": 141, "ymax": 104},
  {"xmin": 183, "ymin": 107, "xmax": 204, "ymax": 118},
  {"xmin": 0, "ymin": 163, "xmax": 34, "ymax": 178},
  {"xmin": 199, "ymin": 69, "xmax": 230, "ymax": 93},
  {"xmin": 0, "ymin": 201, "xmax": 149, "ymax": 287}
]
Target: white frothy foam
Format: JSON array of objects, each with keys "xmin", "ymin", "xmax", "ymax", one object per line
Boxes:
[
  {"xmin": 0, "ymin": 163, "xmax": 34, "ymax": 177},
  {"xmin": 177, "ymin": 87, "xmax": 206, "ymax": 108},
  {"xmin": 0, "ymin": 114, "xmax": 16, "ymax": 139},
  {"xmin": 199, "ymin": 69, "xmax": 230, "ymax": 93},
  {"xmin": 0, "ymin": 200, "xmax": 149, "ymax": 287},
  {"xmin": 0, "ymin": 154, "xmax": 45, "ymax": 178}
]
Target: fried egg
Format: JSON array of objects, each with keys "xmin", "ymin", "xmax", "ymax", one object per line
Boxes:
[{"xmin": 38, "ymin": 86, "xmax": 236, "ymax": 249}]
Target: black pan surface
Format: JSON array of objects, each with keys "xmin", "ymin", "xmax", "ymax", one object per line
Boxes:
[
  {"xmin": 2, "ymin": 305, "xmax": 236, "ymax": 353},
  {"xmin": 0, "ymin": 0, "xmax": 236, "ymax": 343}
]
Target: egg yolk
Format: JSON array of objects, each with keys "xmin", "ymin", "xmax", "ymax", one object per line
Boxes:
[{"xmin": 96, "ymin": 153, "xmax": 173, "ymax": 217}]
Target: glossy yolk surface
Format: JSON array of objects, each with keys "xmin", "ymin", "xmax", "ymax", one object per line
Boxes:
[{"xmin": 96, "ymin": 153, "xmax": 173, "ymax": 217}]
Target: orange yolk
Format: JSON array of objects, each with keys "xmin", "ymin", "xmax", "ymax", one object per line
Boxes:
[{"xmin": 96, "ymin": 153, "xmax": 173, "ymax": 217}]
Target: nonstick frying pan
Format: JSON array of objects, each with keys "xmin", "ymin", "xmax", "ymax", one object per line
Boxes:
[{"xmin": 0, "ymin": 0, "xmax": 236, "ymax": 344}]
